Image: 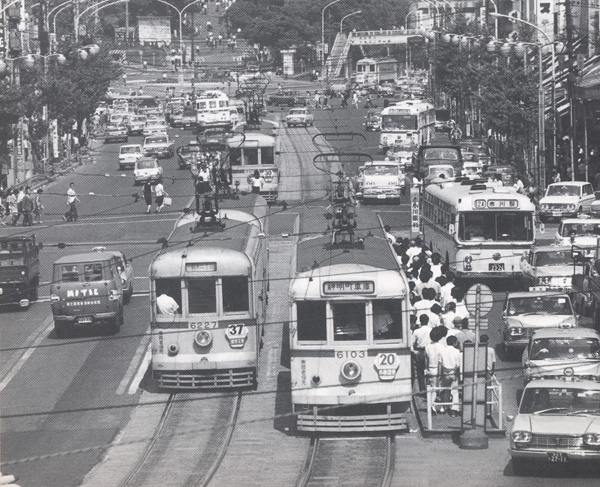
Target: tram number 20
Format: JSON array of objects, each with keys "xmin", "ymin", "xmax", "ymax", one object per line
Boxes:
[
  {"xmin": 336, "ymin": 350, "xmax": 366, "ymax": 359},
  {"xmin": 377, "ymin": 353, "xmax": 397, "ymax": 366}
]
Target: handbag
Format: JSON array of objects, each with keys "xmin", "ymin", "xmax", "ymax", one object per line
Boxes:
[{"xmin": 163, "ymin": 196, "xmax": 172, "ymax": 206}]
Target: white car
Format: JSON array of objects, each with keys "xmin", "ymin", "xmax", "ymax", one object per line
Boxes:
[
  {"xmin": 520, "ymin": 245, "xmax": 574, "ymax": 290},
  {"xmin": 285, "ymin": 108, "xmax": 314, "ymax": 127},
  {"xmin": 127, "ymin": 115, "xmax": 147, "ymax": 135},
  {"xmin": 538, "ymin": 181, "xmax": 595, "ymax": 222},
  {"xmin": 134, "ymin": 156, "xmax": 163, "ymax": 185},
  {"xmin": 143, "ymin": 134, "xmax": 174, "ymax": 159},
  {"xmin": 555, "ymin": 217, "xmax": 600, "ymax": 257},
  {"xmin": 118, "ymin": 144, "xmax": 143, "ymax": 169},
  {"xmin": 355, "ymin": 160, "xmax": 404, "ymax": 203},
  {"xmin": 143, "ymin": 122, "xmax": 168, "ymax": 137}
]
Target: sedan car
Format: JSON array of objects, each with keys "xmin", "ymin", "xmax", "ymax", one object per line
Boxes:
[
  {"xmin": 143, "ymin": 134, "xmax": 174, "ymax": 159},
  {"xmin": 538, "ymin": 181, "xmax": 596, "ymax": 222},
  {"xmin": 554, "ymin": 217, "xmax": 600, "ymax": 258},
  {"xmin": 285, "ymin": 107, "xmax": 314, "ymax": 127},
  {"xmin": 364, "ymin": 110, "xmax": 381, "ymax": 132},
  {"xmin": 118, "ymin": 144, "xmax": 143, "ymax": 169},
  {"xmin": 267, "ymin": 91, "xmax": 306, "ymax": 107},
  {"xmin": 133, "ymin": 157, "xmax": 162, "ymax": 185},
  {"xmin": 522, "ymin": 328, "xmax": 600, "ymax": 384},
  {"xmin": 176, "ymin": 141, "xmax": 204, "ymax": 169},
  {"xmin": 500, "ymin": 291, "xmax": 577, "ymax": 353},
  {"xmin": 104, "ymin": 123, "xmax": 129, "ymax": 143},
  {"xmin": 520, "ymin": 245, "xmax": 574, "ymax": 291},
  {"xmin": 143, "ymin": 122, "xmax": 168, "ymax": 137},
  {"xmin": 126, "ymin": 115, "xmax": 147, "ymax": 135},
  {"xmin": 92, "ymin": 246, "xmax": 134, "ymax": 303}
]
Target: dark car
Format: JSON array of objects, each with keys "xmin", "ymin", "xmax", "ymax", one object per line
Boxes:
[
  {"xmin": 267, "ymin": 91, "xmax": 306, "ymax": 107},
  {"xmin": 411, "ymin": 144, "xmax": 462, "ymax": 177},
  {"xmin": 364, "ymin": 110, "xmax": 381, "ymax": 132}
]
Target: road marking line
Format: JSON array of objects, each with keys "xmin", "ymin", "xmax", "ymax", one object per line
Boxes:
[
  {"xmin": 128, "ymin": 347, "xmax": 152, "ymax": 394},
  {"xmin": 116, "ymin": 332, "xmax": 151, "ymax": 395},
  {"xmin": 0, "ymin": 317, "xmax": 54, "ymax": 392}
]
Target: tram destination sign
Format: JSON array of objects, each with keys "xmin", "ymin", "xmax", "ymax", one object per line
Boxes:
[
  {"xmin": 473, "ymin": 199, "xmax": 519, "ymax": 210},
  {"xmin": 322, "ymin": 281, "xmax": 375, "ymax": 295}
]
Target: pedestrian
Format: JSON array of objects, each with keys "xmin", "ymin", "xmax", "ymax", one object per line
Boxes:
[
  {"xmin": 411, "ymin": 313, "xmax": 432, "ymax": 393},
  {"xmin": 63, "ymin": 182, "xmax": 80, "ymax": 222},
  {"xmin": 451, "ymin": 287, "xmax": 469, "ymax": 319},
  {"xmin": 13, "ymin": 187, "xmax": 24, "ymax": 225},
  {"xmin": 314, "ymin": 91, "xmax": 321, "ymax": 109},
  {"xmin": 251, "ymin": 169, "xmax": 264, "ymax": 194},
  {"xmin": 439, "ymin": 335, "xmax": 462, "ymax": 417},
  {"xmin": 21, "ymin": 187, "xmax": 34, "ymax": 226},
  {"xmin": 7, "ymin": 189, "xmax": 19, "ymax": 225},
  {"xmin": 153, "ymin": 180, "xmax": 166, "ymax": 213},
  {"xmin": 143, "ymin": 180, "xmax": 153, "ymax": 213},
  {"xmin": 352, "ymin": 91, "xmax": 359, "ymax": 108},
  {"xmin": 440, "ymin": 303, "xmax": 458, "ymax": 332},
  {"xmin": 413, "ymin": 287, "xmax": 438, "ymax": 317},
  {"xmin": 455, "ymin": 318, "xmax": 476, "ymax": 351},
  {"xmin": 384, "ymin": 224, "xmax": 395, "ymax": 244},
  {"xmin": 425, "ymin": 326, "xmax": 446, "ymax": 414},
  {"xmin": 554, "ymin": 170, "xmax": 562, "ymax": 184},
  {"xmin": 33, "ymin": 188, "xmax": 44, "ymax": 224},
  {"xmin": 439, "ymin": 271, "xmax": 455, "ymax": 308},
  {"xmin": 450, "ymin": 124, "xmax": 462, "ymax": 144},
  {"xmin": 364, "ymin": 93, "xmax": 373, "ymax": 108},
  {"xmin": 514, "ymin": 174, "xmax": 525, "ymax": 194}
]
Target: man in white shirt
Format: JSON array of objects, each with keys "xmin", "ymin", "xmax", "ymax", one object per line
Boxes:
[
  {"xmin": 63, "ymin": 182, "xmax": 80, "ymax": 222},
  {"xmin": 441, "ymin": 302, "xmax": 458, "ymax": 331},
  {"xmin": 411, "ymin": 314, "xmax": 432, "ymax": 392},
  {"xmin": 405, "ymin": 240, "xmax": 421, "ymax": 262},
  {"xmin": 156, "ymin": 293, "xmax": 179, "ymax": 315},
  {"xmin": 412, "ymin": 288, "xmax": 437, "ymax": 318},
  {"xmin": 439, "ymin": 272, "xmax": 456, "ymax": 308},
  {"xmin": 439, "ymin": 335, "xmax": 462, "ymax": 417},
  {"xmin": 425, "ymin": 326, "xmax": 446, "ymax": 413},
  {"xmin": 428, "ymin": 303, "xmax": 443, "ymax": 327}
]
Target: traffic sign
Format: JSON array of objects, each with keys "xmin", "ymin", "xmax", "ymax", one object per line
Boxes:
[{"xmin": 465, "ymin": 283, "xmax": 494, "ymax": 317}]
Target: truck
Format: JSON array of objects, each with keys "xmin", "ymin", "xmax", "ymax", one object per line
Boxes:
[{"xmin": 0, "ymin": 235, "xmax": 42, "ymax": 308}]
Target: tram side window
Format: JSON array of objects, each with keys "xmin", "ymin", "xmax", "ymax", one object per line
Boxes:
[
  {"xmin": 261, "ymin": 147, "xmax": 274, "ymax": 165},
  {"xmin": 246, "ymin": 148, "xmax": 259, "ymax": 165},
  {"xmin": 155, "ymin": 278, "xmax": 182, "ymax": 314},
  {"xmin": 222, "ymin": 276, "xmax": 249, "ymax": 312},
  {"xmin": 332, "ymin": 302, "xmax": 366, "ymax": 341},
  {"xmin": 296, "ymin": 301, "xmax": 326, "ymax": 341},
  {"xmin": 373, "ymin": 300, "xmax": 402, "ymax": 340},
  {"xmin": 230, "ymin": 148, "xmax": 242, "ymax": 166},
  {"xmin": 187, "ymin": 278, "xmax": 217, "ymax": 314}
]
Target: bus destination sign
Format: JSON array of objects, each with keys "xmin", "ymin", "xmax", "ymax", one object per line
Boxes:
[
  {"xmin": 473, "ymin": 199, "xmax": 518, "ymax": 210},
  {"xmin": 322, "ymin": 281, "xmax": 375, "ymax": 295}
]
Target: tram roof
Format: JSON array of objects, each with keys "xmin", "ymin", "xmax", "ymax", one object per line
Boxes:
[
  {"xmin": 226, "ymin": 132, "xmax": 275, "ymax": 146},
  {"xmin": 425, "ymin": 182, "xmax": 535, "ymax": 211},
  {"xmin": 168, "ymin": 216, "xmax": 253, "ymax": 251}
]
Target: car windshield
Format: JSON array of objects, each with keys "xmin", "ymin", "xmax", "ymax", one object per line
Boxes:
[
  {"xmin": 507, "ymin": 295, "xmax": 573, "ymax": 315},
  {"xmin": 132, "ymin": 116, "xmax": 146, "ymax": 123},
  {"xmin": 458, "ymin": 211, "xmax": 534, "ymax": 242},
  {"xmin": 121, "ymin": 146, "xmax": 141, "ymax": 154},
  {"xmin": 465, "ymin": 146, "xmax": 489, "ymax": 156},
  {"xmin": 146, "ymin": 136, "xmax": 167, "ymax": 144},
  {"xmin": 547, "ymin": 185, "xmax": 581, "ymax": 197},
  {"xmin": 137, "ymin": 160, "xmax": 156, "ymax": 169},
  {"xmin": 289, "ymin": 109, "xmax": 305, "ymax": 115},
  {"xmin": 364, "ymin": 165, "xmax": 399, "ymax": 176},
  {"xmin": 463, "ymin": 153, "xmax": 479, "ymax": 162},
  {"xmin": 561, "ymin": 222, "xmax": 600, "ymax": 237},
  {"xmin": 519, "ymin": 387, "xmax": 600, "ymax": 414},
  {"xmin": 530, "ymin": 337, "xmax": 600, "ymax": 360},
  {"xmin": 534, "ymin": 250, "xmax": 573, "ymax": 266},
  {"xmin": 423, "ymin": 148, "xmax": 460, "ymax": 161}
]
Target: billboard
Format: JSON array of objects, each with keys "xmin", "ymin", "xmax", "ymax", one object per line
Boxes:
[{"xmin": 137, "ymin": 16, "xmax": 171, "ymax": 44}]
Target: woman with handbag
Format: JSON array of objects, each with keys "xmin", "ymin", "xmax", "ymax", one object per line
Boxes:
[{"xmin": 153, "ymin": 181, "xmax": 168, "ymax": 213}]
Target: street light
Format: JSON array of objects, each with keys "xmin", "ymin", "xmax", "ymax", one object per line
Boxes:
[
  {"xmin": 340, "ymin": 10, "xmax": 361, "ymax": 32},
  {"xmin": 321, "ymin": 0, "xmax": 345, "ymax": 75},
  {"xmin": 51, "ymin": 1, "xmax": 73, "ymax": 36},
  {"xmin": 76, "ymin": 0, "xmax": 129, "ymax": 41},
  {"xmin": 488, "ymin": 0, "xmax": 498, "ymax": 38},
  {"xmin": 154, "ymin": 0, "xmax": 203, "ymax": 52}
]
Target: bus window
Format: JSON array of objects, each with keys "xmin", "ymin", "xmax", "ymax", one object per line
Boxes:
[
  {"xmin": 155, "ymin": 278, "xmax": 182, "ymax": 313},
  {"xmin": 261, "ymin": 147, "xmax": 274, "ymax": 165},
  {"xmin": 222, "ymin": 276, "xmax": 249, "ymax": 312},
  {"xmin": 230, "ymin": 148, "xmax": 242, "ymax": 166},
  {"xmin": 333, "ymin": 302, "xmax": 366, "ymax": 341},
  {"xmin": 209, "ymin": 101, "xmax": 217, "ymax": 109},
  {"xmin": 246, "ymin": 148, "xmax": 259, "ymax": 165},
  {"xmin": 296, "ymin": 301, "xmax": 326, "ymax": 341},
  {"xmin": 373, "ymin": 300, "xmax": 402, "ymax": 340},
  {"xmin": 187, "ymin": 278, "xmax": 217, "ymax": 313}
]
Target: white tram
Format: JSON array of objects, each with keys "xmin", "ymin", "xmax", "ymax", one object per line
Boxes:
[
  {"xmin": 195, "ymin": 90, "xmax": 232, "ymax": 132},
  {"xmin": 289, "ymin": 208, "xmax": 412, "ymax": 432},
  {"xmin": 149, "ymin": 194, "xmax": 269, "ymax": 389},
  {"xmin": 355, "ymin": 57, "xmax": 399, "ymax": 85},
  {"xmin": 379, "ymin": 99, "xmax": 435, "ymax": 152}
]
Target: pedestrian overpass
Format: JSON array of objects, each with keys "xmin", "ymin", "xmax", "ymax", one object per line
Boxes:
[{"xmin": 325, "ymin": 29, "xmax": 423, "ymax": 79}]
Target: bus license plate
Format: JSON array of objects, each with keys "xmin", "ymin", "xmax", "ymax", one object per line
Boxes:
[
  {"xmin": 77, "ymin": 316, "xmax": 93, "ymax": 324},
  {"xmin": 489, "ymin": 263, "xmax": 505, "ymax": 271},
  {"xmin": 377, "ymin": 194, "xmax": 387, "ymax": 199},
  {"xmin": 547, "ymin": 452, "xmax": 567, "ymax": 463}
]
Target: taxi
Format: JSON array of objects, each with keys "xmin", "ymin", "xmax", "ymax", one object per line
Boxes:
[
  {"xmin": 500, "ymin": 291, "xmax": 577, "ymax": 353},
  {"xmin": 522, "ymin": 328, "xmax": 600, "ymax": 384},
  {"xmin": 520, "ymin": 245, "xmax": 574, "ymax": 290},
  {"xmin": 104, "ymin": 123, "xmax": 128, "ymax": 143},
  {"xmin": 134, "ymin": 156, "xmax": 162, "ymax": 185},
  {"xmin": 539, "ymin": 181, "xmax": 595, "ymax": 222},
  {"xmin": 364, "ymin": 110, "xmax": 381, "ymax": 132},
  {"xmin": 509, "ymin": 378, "xmax": 600, "ymax": 474},
  {"xmin": 285, "ymin": 107, "xmax": 314, "ymax": 127},
  {"xmin": 143, "ymin": 122, "xmax": 168, "ymax": 137},
  {"xmin": 118, "ymin": 144, "xmax": 143, "ymax": 169},
  {"xmin": 143, "ymin": 134, "xmax": 174, "ymax": 159},
  {"xmin": 354, "ymin": 159, "xmax": 403, "ymax": 203},
  {"xmin": 126, "ymin": 115, "xmax": 147, "ymax": 135},
  {"xmin": 554, "ymin": 217, "xmax": 600, "ymax": 258}
]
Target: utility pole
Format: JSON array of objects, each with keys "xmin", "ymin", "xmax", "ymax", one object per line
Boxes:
[
  {"xmin": 565, "ymin": 0, "xmax": 577, "ymax": 180},
  {"xmin": 73, "ymin": 0, "xmax": 80, "ymax": 42},
  {"xmin": 125, "ymin": 0, "xmax": 129, "ymax": 44}
]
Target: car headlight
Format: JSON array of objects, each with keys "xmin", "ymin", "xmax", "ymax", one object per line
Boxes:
[
  {"xmin": 511, "ymin": 431, "xmax": 532, "ymax": 443},
  {"xmin": 584, "ymin": 433, "xmax": 600, "ymax": 446},
  {"xmin": 509, "ymin": 327, "xmax": 524, "ymax": 336},
  {"xmin": 568, "ymin": 204, "xmax": 576, "ymax": 210},
  {"xmin": 537, "ymin": 276, "xmax": 551, "ymax": 285},
  {"xmin": 541, "ymin": 204, "xmax": 548, "ymax": 210}
]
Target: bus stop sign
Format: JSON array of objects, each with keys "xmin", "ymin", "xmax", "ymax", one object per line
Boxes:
[{"xmin": 465, "ymin": 284, "xmax": 493, "ymax": 317}]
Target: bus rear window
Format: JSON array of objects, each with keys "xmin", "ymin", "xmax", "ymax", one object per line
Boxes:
[
  {"xmin": 373, "ymin": 300, "xmax": 403, "ymax": 340},
  {"xmin": 188, "ymin": 278, "xmax": 217, "ymax": 313},
  {"xmin": 222, "ymin": 276, "xmax": 249, "ymax": 312},
  {"xmin": 296, "ymin": 301, "xmax": 326, "ymax": 341},
  {"xmin": 333, "ymin": 302, "xmax": 366, "ymax": 341}
]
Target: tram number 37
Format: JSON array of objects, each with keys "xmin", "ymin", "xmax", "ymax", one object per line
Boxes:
[{"xmin": 336, "ymin": 350, "xmax": 366, "ymax": 359}]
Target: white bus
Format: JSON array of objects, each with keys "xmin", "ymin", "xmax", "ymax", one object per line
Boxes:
[
  {"xmin": 379, "ymin": 99, "xmax": 435, "ymax": 153},
  {"xmin": 421, "ymin": 182, "xmax": 536, "ymax": 280},
  {"xmin": 195, "ymin": 90, "xmax": 232, "ymax": 132}
]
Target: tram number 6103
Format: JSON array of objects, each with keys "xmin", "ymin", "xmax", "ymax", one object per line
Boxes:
[{"xmin": 336, "ymin": 350, "xmax": 366, "ymax": 359}]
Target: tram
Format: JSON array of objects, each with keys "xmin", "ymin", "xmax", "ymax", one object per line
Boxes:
[
  {"xmin": 422, "ymin": 180, "xmax": 536, "ymax": 280},
  {"xmin": 149, "ymin": 193, "xmax": 269, "ymax": 389},
  {"xmin": 289, "ymin": 179, "xmax": 412, "ymax": 432},
  {"xmin": 226, "ymin": 131, "xmax": 280, "ymax": 203},
  {"xmin": 195, "ymin": 90, "xmax": 233, "ymax": 132},
  {"xmin": 379, "ymin": 99, "xmax": 435, "ymax": 152},
  {"xmin": 355, "ymin": 57, "xmax": 398, "ymax": 85}
]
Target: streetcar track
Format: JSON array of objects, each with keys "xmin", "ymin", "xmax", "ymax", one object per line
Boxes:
[{"xmin": 296, "ymin": 436, "xmax": 395, "ymax": 487}]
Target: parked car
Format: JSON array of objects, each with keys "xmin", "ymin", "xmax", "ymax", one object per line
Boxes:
[
  {"xmin": 538, "ymin": 181, "xmax": 596, "ymax": 222},
  {"xmin": 285, "ymin": 107, "xmax": 314, "ymax": 127},
  {"xmin": 104, "ymin": 123, "xmax": 128, "ymax": 143},
  {"xmin": 134, "ymin": 156, "xmax": 163, "ymax": 185}
]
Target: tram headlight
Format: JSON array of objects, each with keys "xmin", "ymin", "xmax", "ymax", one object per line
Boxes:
[
  {"xmin": 340, "ymin": 361, "xmax": 362, "ymax": 382},
  {"xmin": 194, "ymin": 330, "xmax": 213, "ymax": 347},
  {"xmin": 167, "ymin": 343, "xmax": 179, "ymax": 355}
]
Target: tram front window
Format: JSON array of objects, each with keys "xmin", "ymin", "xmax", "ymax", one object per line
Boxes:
[
  {"xmin": 187, "ymin": 278, "xmax": 217, "ymax": 314},
  {"xmin": 246, "ymin": 148, "xmax": 259, "ymax": 165},
  {"xmin": 222, "ymin": 276, "xmax": 249, "ymax": 312},
  {"xmin": 333, "ymin": 302, "xmax": 366, "ymax": 341},
  {"xmin": 261, "ymin": 147, "xmax": 274, "ymax": 165},
  {"xmin": 155, "ymin": 278, "xmax": 182, "ymax": 314},
  {"xmin": 296, "ymin": 301, "xmax": 326, "ymax": 341},
  {"xmin": 373, "ymin": 300, "xmax": 402, "ymax": 340},
  {"xmin": 230, "ymin": 148, "xmax": 242, "ymax": 166}
]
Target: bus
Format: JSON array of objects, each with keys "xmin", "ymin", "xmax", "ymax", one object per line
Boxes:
[
  {"xmin": 149, "ymin": 194, "xmax": 269, "ymax": 389},
  {"xmin": 355, "ymin": 57, "xmax": 399, "ymax": 85},
  {"xmin": 289, "ymin": 206, "xmax": 412, "ymax": 432},
  {"xmin": 226, "ymin": 132, "xmax": 280, "ymax": 203},
  {"xmin": 379, "ymin": 99, "xmax": 435, "ymax": 153},
  {"xmin": 195, "ymin": 90, "xmax": 232, "ymax": 132},
  {"xmin": 421, "ymin": 181, "xmax": 536, "ymax": 280}
]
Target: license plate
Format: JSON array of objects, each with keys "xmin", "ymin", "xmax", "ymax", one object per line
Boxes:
[
  {"xmin": 547, "ymin": 452, "xmax": 568, "ymax": 463},
  {"xmin": 489, "ymin": 263, "xmax": 505, "ymax": 271},
  {"xmin": 377, "ymin": 194, "xmax": 387, "ymax": 199},
  {"xmin": 552, "ymin": 211, "xmax": 562, "ymax": 216},
  {"xmin": 77, "ymin": 316, "xmax": 93, "ymax": 324}
]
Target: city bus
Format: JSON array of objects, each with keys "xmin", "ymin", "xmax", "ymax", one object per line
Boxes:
[
  {"xmin": 149, "ymin": 194, "xmax": 268, "ymax": 389},
  {"xmin": 226, "ymin": 131, "xmax": 280, "ymax": 203},
  {"xmin": 355, "ymin": 57, "xmax": 399, "ymax": 85},
  {"xmin": 195, "ymin": 90, "xmax": 233, "ymax": 132},
  {"xmin": 421, "ymin": 181, "xmax": 536, "ymax": 280},
  {"xmin": 289, "ymin": 206, "xmax": 412, "ymax": 432},
  {"xmin": 379, "ymin": 99, "xmax": 435, "ymax": 153}
]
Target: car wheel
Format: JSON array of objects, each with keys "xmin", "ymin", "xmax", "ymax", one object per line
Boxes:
[
  {"xmin": 111, "ymin": 309, "xmax": 123, "ymax": 335},
  {"xmin": 55, "ymin": 321, "xmax": 71, "ymax": 338},
  {"xmin": 577, "ymin": 206, "xmax": 583, "ymax": 217}
]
